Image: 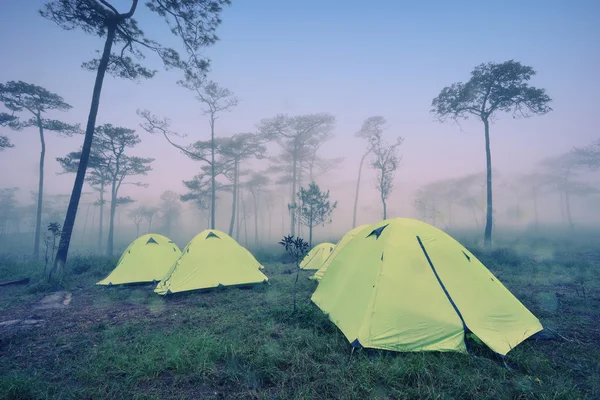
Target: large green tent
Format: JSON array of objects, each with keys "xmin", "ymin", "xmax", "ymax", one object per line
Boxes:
[
  {"xmin": 154, "ymin": 229, "xmax": 268, "ymax": 295},
  {"xmin": 300, "ymin": 242, "xmax": 335, "ymax": 270},
  {"xmin": 310, "ymin": 224, "xmax": 371, "ymax": 281},
  {"xmin": 97, "ymin": 233, "xmax": 181, "ymax": 286},
  {"xmin": 311, "ymin": 218, "xmax": 543, "ymax": 356}
]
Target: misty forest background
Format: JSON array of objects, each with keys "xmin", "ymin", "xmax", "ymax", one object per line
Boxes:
[{"xmin": 0, "ymin": 0, "xmax": 599, "ymax": 266}]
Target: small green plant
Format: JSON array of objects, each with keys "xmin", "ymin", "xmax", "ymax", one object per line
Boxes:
[
  {"xmin": 43, "ymin": 222, "xmax": 61, "ymax": 275},
  {"xmin": 278, "ymin": 235, "xmax": 309, "ymax": 314}
]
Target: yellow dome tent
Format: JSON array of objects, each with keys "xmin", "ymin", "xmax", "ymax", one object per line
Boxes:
[
  {"xmin": 97, "ymin": 233, "xmax": 181, "ymax": 286},
  {"xmin": 300, "ymin": 242, "xmax": 335, "ymax": 270},
  {"xmin": 310, "ymin": 224, "xmax": 371, "ymax": 281},
  {"xmin": 311, "ymin": 218, "xmax": 543, "ymax": 356},
  {"xmin": 154, "ymin": 229, "xmax": 268, "ymax": 295}
]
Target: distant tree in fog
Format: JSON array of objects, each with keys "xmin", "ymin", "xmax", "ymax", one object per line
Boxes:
[
  {"xmin": 218, "ymin": 133, "xmax": 267, "ymax": 236},
  {"xmin": 42, "ymin": 0, "xmax": 230, "ymax": 277},
  {"xmin": 431, "ymin": 60, "xmax": 552, "ymax": 246},
  {"xmin": 296, "ymin": 182, "xmax": 337, "ymax": 247},
  {"xmin": 574, "ymin": 139, "xmax": 600, "ymax": 171},
  {"xmin": 242, "ymin": 172, "xmax": 270, "ymax": 248},
  {"xmin": 178, "ymin": 80, "xmax": 238, "ymax": 229},
  {"xmin": 0, "ymin": 81, "xmax": 80, "ymax": 260},
  {"xmin": 258, "ymin": 113, "xmax": 336, "ymax": 236},
  {"xmin": 142, "ymin": 206, "xmax": 160, "ymax": 232},
  {"xmin": 353, "ymin": 116, "xmax": 384, "ymax": 228},
  {"xmin": 92, "ymin": 124, "xmax": 153, "ymax": 255},
  {"xmin": 58, "ymin": 146, "xmax": 112, "ymax": 252},
  {"xmin": 541, "ymin": 152, "xmax": 599, "ymax": 232},
  {"xmin": 138, "ymin": 109, "xmax": 231, "ymax": 229},
  {"xmin": 128, "ymin": 206, "xmax": 144, "ymax": 237},
  {"xmin": 0, "ymin": 113, "xmax": 20, "ymax": 151},
  {"xmin": 517, "ymin": 172, "xmax": 556, "ymax": 231},
  {"xmin": 159, "ymin": 191, "xmax": 182, "ymax": 236},
  {"xmin": 0, "ymin": 188, "xmax": 19, "ymax": 236},
  {"xmin": 370, "ymin": 131, "xmax": 403, "ymax": 220}
]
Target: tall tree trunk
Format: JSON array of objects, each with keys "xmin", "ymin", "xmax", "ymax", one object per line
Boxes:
[
  {"xmin": 564, "ymin": 188, "xmax": 574, "ymax": 232},
  {"xmin": 559, "ymin": 190, "xmax": 566, "ymax": 223},
  {"xmin": 241, "ymin": 195, "xmax": 248, "ymax": 247},
  {"xmin": 281, "ymin": 195, "xmax": 285, "ymax": 237},
  {"xmin": 228, "ymin": 159, "xmax": 238, "ymax": 236},
  {"xmin": 483, "ymin": 118, "xmax": 493, "ymax": 247},
  {"xmin": 33, "ymin": 117, "xmax": 45, "ymax": 260},
  {"xmin": 136, "ymin": 224, "xmax": 140, "ymax": 238},
  {"xmin": 382, "ymin": 197, "xmax": 387, "ymax": 220},
  {"xmin": 51, "ymin": 21, "xmax": 117, "ymax": 278},
  {"xmin": 98, "ymin": 185, "xmax": 104, "ymax": 252},
  {"xmin": 106, "ymin": 179, "xmax": 117, "ymax": 256},
  {"xmin": 80, "ymin": 202, "xmax": 91, "ymax": 248},
  {"xmin": 532, "ymin": 187, "xmax": 539, "ymax": 232},
  {"xmin": 353, "ymin": 149, "xmax": 370, "ymax": 228},
  {"xmin": 210, "ymin": 116, "xmax": 216, "ymax": 229},
  {"xmin": 251, "ymin": 190, "xmax": 259, "ymax": 249},
  {"xmin": 235, "ymin": 186, "xmax": 241, "ymax": 241},
  {"xmin": 290, "ymin": 153, "xmax": 297, "ymax": 235},
  {"xmin": 309, "ymin": 206, "xmax": 313, "ymax": 247}
]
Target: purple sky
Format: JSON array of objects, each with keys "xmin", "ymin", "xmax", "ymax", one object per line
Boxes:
[{"xmin": 1, "ymin": 0, "xmax": 599, "ymax": 234}]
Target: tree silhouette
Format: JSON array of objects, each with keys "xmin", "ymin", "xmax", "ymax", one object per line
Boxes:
[
  {"xmin": 296, "ymin": 182, "xmax": 337, "ymax": 247},
  {"xmin": 43, "ymin": 0, "xmax": 230, "ymax": 276},
  {"xmin": 432, "ymin": 59, "xmax": 552, "ymax": 246},
  {"xmin": 0, "ymin": 81, "xmax": 80, "ymax": 259}
]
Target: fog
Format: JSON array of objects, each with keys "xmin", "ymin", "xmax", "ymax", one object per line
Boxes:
[{"xmin": 1, "ymin": 0, "xmax": 599, "ymax": 256}]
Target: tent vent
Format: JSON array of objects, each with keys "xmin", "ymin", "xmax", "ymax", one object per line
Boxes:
[
  {"xmin": 206, "ymin": 231, "xmax": 220, "ymax": 239},
  {"xmin": 146, "ymin": 237, "xmax": 159, "ymax": 245},
  {"xmin": 462, "ymin": 251, "xmax": 471, "ymax": 262},
  {"xmin": 381, "ymin": 252, "xmax": 384, "ymax": 261},
  {"xmin": 366, "ymin": 224, "xmax": 389, "ymax": 240}
]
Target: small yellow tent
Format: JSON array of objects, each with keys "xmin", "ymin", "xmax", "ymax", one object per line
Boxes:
[
  {"xmin": 97, "ymin": 234, "xmax": 181, "ymax": 286},
  {"xmin": 300, "ymin": 242, "xmax": 335, "ymax": 270},
  {"xmin": 311, "ymin": 218, "xmax": 543, "ymax": 356},
  {"xmin": 154, "ymin": 229, "xmax": 268, "ymax": 295},
  {"xmin": 310, "ymin": 224, "xmax": 371, "ymax": 281}
]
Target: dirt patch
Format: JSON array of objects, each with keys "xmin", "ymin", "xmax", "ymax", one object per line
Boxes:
[{"xmin": 34, "ymin": 291, "xmax": 72, "ymax": 310}]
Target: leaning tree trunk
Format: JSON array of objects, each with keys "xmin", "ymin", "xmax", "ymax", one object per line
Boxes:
[
  {"xmin": 353, "ymin": 149, "xmax": 371, "ymax": 228},
  {"xmin": 33, "ymin": 118, "xmax": 45, "ymax": 260},
  {"xmin": 106, "ymin": 180, "xmax": 117, "ymax": 256},
  {"xmin": 228, "ymin": 159, "xmax": 238, "ymax": 236},
  {"xmin": 483, "ymin": 118, "xmax": 493, "ymax": 247},
  {"xmin": 50, "ymin": 21, "xmax": 117, "ymax": 279}
]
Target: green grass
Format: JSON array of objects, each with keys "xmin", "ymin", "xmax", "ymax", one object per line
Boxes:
[{"xmin": 0, "ymin": 238, "xmax": 599, "ymax": 399}]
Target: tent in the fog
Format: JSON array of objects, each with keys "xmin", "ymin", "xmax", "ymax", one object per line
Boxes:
[
  {"xmin": 97, "ymin": 234, "xmax": 181, "ymax": 286},
  {"xmin": 154, "ymin": 229, "xmax": 268, "ymax": 295},
  {"xmin": 311, "ymin": 218, "xmax": 543, "ymax": 356},
  {"xmin": 300, "ymin": 242, "xmax": 335, "ymax": 270},
  {"xmin": 310, "ymin": 224, "xmax": 371, "ymax": 282}
]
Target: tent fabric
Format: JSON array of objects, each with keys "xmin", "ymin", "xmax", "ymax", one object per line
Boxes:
[
  {"xmin": 97, "ymin": 234, "xmax": 181, "ymax": 286},
  {"xmin": 154, "ymin": 229, "xmax": 268, "ymax": 295},
  {"xmin": 310, "ymin": 224, "xmax": 371, "ymax": 281},
  {"xmin": 311, "ymin": 218, "xmax": 543, "ymax": 356},
  {"xmin": 300, "ymin": 242, "xmax": 335, "ymax": 270}
]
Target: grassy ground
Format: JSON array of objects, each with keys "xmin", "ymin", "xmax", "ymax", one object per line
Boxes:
[{"xmin": 0, "ymin": 240, "xmax": 599, "ymax": 399}]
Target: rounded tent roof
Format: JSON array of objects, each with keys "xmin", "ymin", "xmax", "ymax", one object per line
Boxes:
[
  {"xmin": 300, "ymin": 242, "xmax": 336, "ymax": 270},
  {"xmin": 310, "ymin": 224, "xmax": 371, "ymax": 281},
  {"xmin": 154, "ymin": 229, "xmax": 267, "ymax": 295},
  {"xmin": 311, "ymin": 217, "xmax": 542, "ymax": 356},
  {"xmin": 97, "ymin": 233, "xmax": 181, "ymax": 286}
]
